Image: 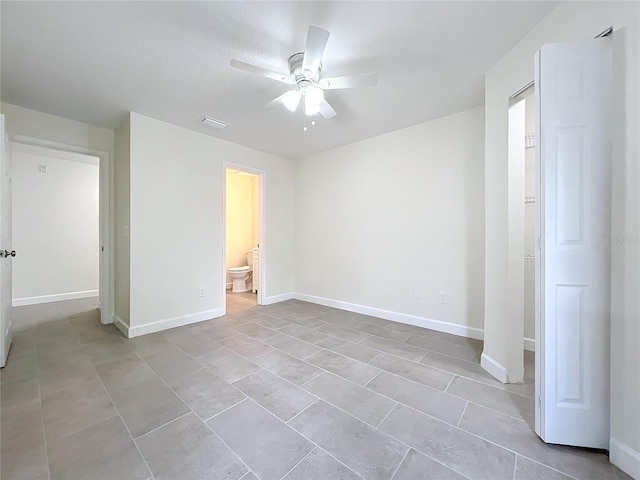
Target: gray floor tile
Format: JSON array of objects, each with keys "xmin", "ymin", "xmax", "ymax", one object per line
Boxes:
[
  {"xmin": 41, "ymin": 378, "xmax": 118, "ymax": 443},
  {"xmin": 231, "ymin": 322, "xmax": 279, "ymax": 341},
  {"xmin": 360, "ymin": 336, "xmax": 426, "ymax": 361},
  {"xmin": 446, "ymin": 375, "xmax": 535, "ymax": 424},
  {"xmin": 367, "ymin": 371, "xmax": 466, "ymax": 425},
  {"xmin": 164, "ymin": 328, "xmax": 223, "ymax": 356},
  {"xmin": 233, "ymin": 369, "xmax": 317, "ymax": 421},
  {"xmin": 1, "ymin": 377, "xmax": 40, "ymax": 420},
  {"xmin": 207, "ymin": 399, "xmax": 313, "ymax": 480},
  {"xmin": 253, "ymin": 350, "xmax": 322, "ymax": 386},
  {"xmin": 168, "ymin": 368, "xmax": 245, "ymax": 421},
  {"xmin": 79, "ymin": 336, "xmax": 138, "ymax": 365},
  {"xmin": 383, "ymin": 322, "xmax": 443, "ymax": 339},
  {"xmin": 263, "ymin": 333, "xmax": 323, "ymax": 360},
  {"xmin": 515, "ymin": 456, "xmax": 574, "ymax": 480},
  {"xmin": 219, "ymin": 334, "xmax": 274, "ymax": 360},
  {"xmin": 196, "ymin": 346, "xmax": 261, "ymax": 383},
  {"xmin": 278, "ymin": 323, "xmax": 329, "ymax": 344},
  {"xmin": 421, "ymin": 351, "xmax": 535, "ymax": 398},
  {"xmin": 405, "ymin": 335, "xmax": 478, "ymax": 361},
  {"xmin": 354, "ymin": 323, "xmax": 412, "ymax": 342},
  {"xmin": 306, "ymin": 349, "xmax": 381, "ymax": 386},
  {"xmin": 106, "ymin": 375, "xmax": 191, "ymax": 438},
  {"xmin": 458, "ymin": 402, "xmax": 617, "ymax": 480},
  {"xmin": 143, "ymin": 345, "xmax": 203, "ymax": 381},
  {"xmin": 136, "ymin": 412, "xmax": 247, "ymax": 480},
  {"xmin": 125, "ymin": 332, "xmax": 174, "ymax": 356},
  {"xmin": 438, "ymin": 332, "xmax": 484, "ymax": 350},
  {"xmin": 239, "ymin": 473, "xmax": 259, "ymax": 480},
  {"xmin": 0, "ymin": 411, "xmax": 49, "ymax": 480},
  {"xmin": 47, "ymin": 416, "xmax": 150, "ymax": 480},
  {"xmin": 379, "ymin": 404, "xmax": 515, "ymax": 480},
  {"xmin": 370, "ymin": 353, "xmax": 453, "ymax": 391},
  {"xmin": 281, "ymin": 312, "xmax": 326, "ymax": 328},
  {"xmin": 194, "ymin": 322, "xmax": 239, "ymax": 341},
  {"xmin": 315, "ymin": 337, "xmax": 381, "ymax": 363},
  {"xmin": 393, "ymin": 449, "xmax": 467, "ymax": 480},
  {"xmin": 251, "ymin": 314, "xmax": 292, "ymax": 330},
  {"xmin": 303, "ymin": 372, "xmax": 395, "ymax": 427},
  {"xmin": 315, "ymin": 322, "xmax": 370, "ymax": 343},
  {"xmin": 283, "ymin": 448, "xmax": 361, "ymax": 480},
  {"xmin": 289, "ymin": 400, "xmax": 407, "ymax": 480}
]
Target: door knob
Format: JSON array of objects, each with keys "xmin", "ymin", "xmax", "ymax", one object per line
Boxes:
[{"xmin": 0, "ymin": 250, "xmax": 16, "ymax": 258}]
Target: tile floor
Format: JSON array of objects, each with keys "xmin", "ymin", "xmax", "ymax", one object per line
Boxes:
[{"xmin": 0, "ymin": 294, "xmax": 630, "ymax": 480}]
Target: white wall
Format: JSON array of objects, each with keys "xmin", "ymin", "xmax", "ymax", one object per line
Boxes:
[
  {"xmin": 127, "ymin": 113, "xmax": 294, "ymax": 335},
  {"xmin": 12, "ymin": 145, "xmax": 99, "ymax": 304},
  {"xmin": 226, "ymin": 169, "xmax": 256, "ymax": 284},
  {"xmin": 295, "ymin": 106, "xmax": 485, "ymax": 336},
  {"xmin": 114, "ymin": 115, "xmax": 130, "ymax": 326},
  {"xmin": 524, "ymin": 95, "xmax": 536, "ymax": 342},
  {"xmin": 482, "ymin": 2, "xmax": 639, "ymax": 475}
]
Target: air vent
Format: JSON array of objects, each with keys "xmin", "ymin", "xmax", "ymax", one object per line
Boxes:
[{"xmin": 199, "ymin": 115, "xmax": 228, "ymax": 130}]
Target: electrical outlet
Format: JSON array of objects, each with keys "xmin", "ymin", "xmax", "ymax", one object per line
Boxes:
[
  {"xmin": 413, "ymin": 288, "xmax": 421, "ymax": 299},
  {"xmin": 439, "ymin": 291, "xmax": 447, "ymax": 304},
  {"xmin": 199, "ymin": 286, "xmax": 206, "ymax": 297}
]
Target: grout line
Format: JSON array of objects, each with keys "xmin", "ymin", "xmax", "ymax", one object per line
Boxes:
[
  {"xmin": 201, "ymin": 396, "xmax": 249, "ymax": 423},
  {"xmin": 33, "ymin": 344, "xmax": 52, "ymax": 480},
  {"xmin": 366, "ymin": 352, "xmax": 383, "ymax": 365},
  {"xmin": 375, "ymin": 402, "xmax": 399, "ymax": 429},
  {"xmin": 277, "ymin": 446, "xmax": 317, "ymax": 480},
  {"xmin": 299, "ymin": 370, "xmax": 325, "ymax": 387},
  {"xmin": 92, "ymin": 364, "xmax": 154, "ymax": 478},
  {"xmin": 388, "ymin": 447, "xmax": 411, "ymax": 480},
  {"xmin": 513, "ymin": 454, "xmax": 518, "ymax": 480},
  {"xmin": 444, "ymin": 374, "xmax": 457, "ymax": 393},
  {"xmin": 363, "ymin": 370, "xmax": 383, "ymax": 389},
  {"xmin": 133, "ymin": 410, "xmax": 192, "ymax": 441},
  {"xmin": 284, "ymin": 399, "xmax": 320, "ymax": 425},
  {"xmin": 457, "ymin": 401, "xmax": 469, "ymax": 428},
  {"xmin": 200, "ymin": 399, "xmax": 259, "ymax": 480}
]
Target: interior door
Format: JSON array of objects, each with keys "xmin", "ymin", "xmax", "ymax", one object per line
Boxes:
[
  {"xmin": 535, "ymin": 38, "xmax": 612, "ymax": 448},
  {"xmin": 0, "ymin": 114, "xmax": 14, "ymax": 367}
]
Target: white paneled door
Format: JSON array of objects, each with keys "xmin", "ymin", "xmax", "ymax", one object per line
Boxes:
[
  {"xmin": 535, "ymin": 38, "xmax": 612, "ymax": 448},
  {"xmin": 0, "ymin": 115, "xmax": 14, "ymax": 367}
]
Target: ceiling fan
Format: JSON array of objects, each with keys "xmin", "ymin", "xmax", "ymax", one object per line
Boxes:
[{"xmin": 230, "ymin": 25, "xmax": 378, "ymax": 120}]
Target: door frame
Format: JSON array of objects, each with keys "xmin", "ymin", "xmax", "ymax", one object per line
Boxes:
[
  {"xmin": 9, "ymin": 134, "xmax": 113, "ymax": 324},
  {"xmin": 222, "ymin": 162, "xmax": 266, "ymax": 311}
]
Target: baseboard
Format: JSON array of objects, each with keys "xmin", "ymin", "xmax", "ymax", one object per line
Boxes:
[
  {"xmin": 226, "ymin": 282, "xmax": 232, "ymax": 290},
  {"xmin": 481, "ymin": 352, "xmax": 509, "ymax": 383},
  {"xmin": 524, "ymin": 337, "xmax": 535, "ymax": 352},
  {"xmin": 610, "ymin": 437, "xmax": 640, "ymax": 479},
  {"xmin": 127, "ymin": 308, "xmax": 224, "ymax": 338},
  {"xmin": 263, "ymin": 292, "xmax": 295, "ymax": 305},
  {"xmin": 294, "ymin": 292, "xmax": 485, "ymax": 340},
  {"xmin": 113, "ymin": 314, "xmax": 130, "ymax": 337},
  {"xmin": 12, "ymin": 290, "xmax": 99, "ymax": 307}
]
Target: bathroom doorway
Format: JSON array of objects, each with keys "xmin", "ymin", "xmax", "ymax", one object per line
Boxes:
[{"xmin": 223, "ymin": 164, "xmax": 265, "ymax": 310}]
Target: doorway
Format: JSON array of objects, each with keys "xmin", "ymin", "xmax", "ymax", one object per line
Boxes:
[
  {"xmin": 223, "ymin": 164, "xmax": 265, "ymax": 311},
  {"xmin": 9, "ymin": 136, "xmax": 111, "ymax": 325}
]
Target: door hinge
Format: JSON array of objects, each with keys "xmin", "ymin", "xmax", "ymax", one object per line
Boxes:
[{"xmin": 538, "ymin": 395, "xmax": 542, "ymax": 408}]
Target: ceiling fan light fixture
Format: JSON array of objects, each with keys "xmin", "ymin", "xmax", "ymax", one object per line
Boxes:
[
  {"xmin": 305, "ymin": 85, "xmax": 324, "ymax": 105},
  {"xmin": 305, "ymin": 96, "xmax": 321, "ymax": 116},
  {"xmin": 282, "ymin": 91, "xmax": 302, "ymax": 112}
]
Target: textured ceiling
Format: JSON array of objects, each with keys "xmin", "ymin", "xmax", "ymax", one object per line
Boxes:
[{"xmin": 1, "ymin": 1, "xmax": 558, "ymax": 159}]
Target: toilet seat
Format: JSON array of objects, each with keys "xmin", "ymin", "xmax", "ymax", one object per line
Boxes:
[{"xmin": 228, "ymin": 266, "xmax": 251, "ymax": 273}]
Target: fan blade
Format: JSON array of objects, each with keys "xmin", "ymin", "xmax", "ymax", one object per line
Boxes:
[
  {"xmin": 265, "ymin": 91, "xmax": 301, "ymax": 112},
  {"xmin": 230, "ymin": 59, "xmax": 294, "ymax": 84},
  {"xmin": 320, "ymin": 72, "xmax": 378, "ymax": 90},
  {"xmin": 318, "ymin": 98, "xmax": 337, "ymax": 119},
  {"xmin": 301, "ymin": 25, "xmax": 330, "ymax": 75}
]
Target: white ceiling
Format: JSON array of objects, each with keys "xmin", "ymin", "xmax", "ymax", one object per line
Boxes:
[{"xmin": 1, "ymin": 1, "xmax": 558, "ymax": 159}]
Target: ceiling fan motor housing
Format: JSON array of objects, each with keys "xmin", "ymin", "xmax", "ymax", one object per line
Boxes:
[{"xmin": 288, "ymin": 52, "xmax": 321, "ymax": 90}]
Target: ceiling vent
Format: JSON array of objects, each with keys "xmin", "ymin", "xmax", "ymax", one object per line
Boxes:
[{"xmin": 199, "ymin": 115, "xmax": 228, "ymax": 130}]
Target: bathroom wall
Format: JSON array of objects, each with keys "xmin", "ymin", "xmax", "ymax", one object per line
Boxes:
[{"xmin": 226, "ymin": 169, "xmax": 257, "ymax": 286}]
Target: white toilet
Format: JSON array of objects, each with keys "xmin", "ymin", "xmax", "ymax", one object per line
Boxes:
[{"xmin": 227, "ymin": 250, "xmax": 253, "ymax": 293}]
